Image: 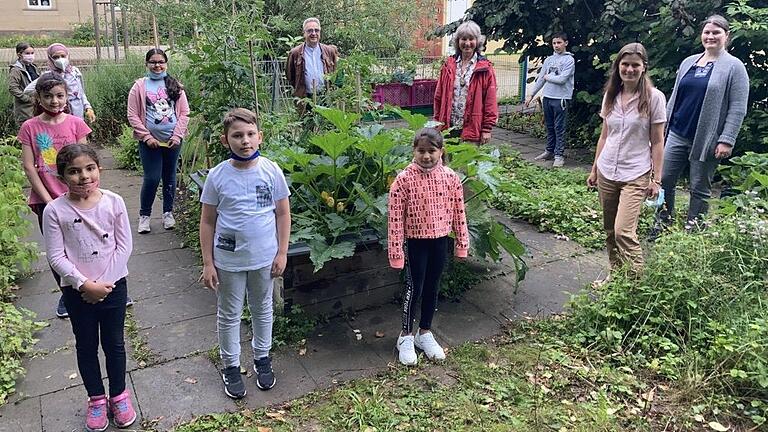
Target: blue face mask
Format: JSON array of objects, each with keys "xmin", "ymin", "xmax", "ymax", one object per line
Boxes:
[
  {"xmin": 229, "ymin": 150, "xmax": 260, "ymax": 161},
  {"xmin": 147, "ymin": 71, "xmax": 167, "ymax": 80},
  {"xmin": 644, "ymin": 187, "xmax": 665, "ymax": 208}
]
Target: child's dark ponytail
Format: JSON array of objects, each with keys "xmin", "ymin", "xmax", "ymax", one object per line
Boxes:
[{"xmin": 144, "ymin": 48, "xmax": 184, "ymax": 102}]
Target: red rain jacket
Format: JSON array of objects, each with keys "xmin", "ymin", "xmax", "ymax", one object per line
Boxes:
[{"xmin": 433, "ymin": 55, "xmax": 498, "ymax": 142}]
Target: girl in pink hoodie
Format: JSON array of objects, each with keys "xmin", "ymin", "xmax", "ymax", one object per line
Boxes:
[{"xmin": 388, "ymin": 128, "xmax": 469, "ymax": 366}]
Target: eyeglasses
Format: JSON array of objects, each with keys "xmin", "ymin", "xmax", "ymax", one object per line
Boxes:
[
  {"xmin": 304, "ymin": 28, "xmax": 321, "ymax": 34},
  {"xmin": 147, "ymin": 61, "xmax": 167, "ymax": 65}
]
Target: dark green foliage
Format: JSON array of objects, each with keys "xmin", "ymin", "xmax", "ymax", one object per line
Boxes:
[
  {"xmin": 497, "ymin": 111, "xmax": 546, "ymax": 139},
  {"xmin": 113, "ymin": 124, "xmax": 142, "ymax": 171},
  {"xmin": 0, "ymin": 138, "xmax": 45, "ymax": 405},
  {"xmin": 82, "ymin": 59, "xmax": 146, "ymax": 145},
  {"xmin": 566, "ymin": 196, "xmax": 768, "ymax": 398}
]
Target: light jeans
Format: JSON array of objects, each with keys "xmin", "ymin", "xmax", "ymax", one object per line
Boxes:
[{"xmin": 216, "ymin": 266, "xmax": 273, "ymax": 368}]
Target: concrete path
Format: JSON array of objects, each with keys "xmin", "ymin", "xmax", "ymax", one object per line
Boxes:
[{"xmin": 0, "ymin": 130, "xmax": 606, "ymax": 431}]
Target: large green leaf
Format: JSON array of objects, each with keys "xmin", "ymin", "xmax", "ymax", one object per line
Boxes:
[
  {"xmin": 311, "ymin": 132, "xmax": 357, "ymax": 160},
  {"xmin": 314, "ymin": 106, "xmax": 361, "ymax": 133},
  {"xmin": 387, "ymin": 106, "xmax": 429, "ymax": 131},
  {"xmin": 308, "ymin": 240, "xmax": 356, "ymax": 273}
]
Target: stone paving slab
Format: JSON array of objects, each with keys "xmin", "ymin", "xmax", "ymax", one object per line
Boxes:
[
  {"xmin": 298, "ymin": 319, "xmax": 387, "ymax": 388},
  {"xmin": 131, "ymin": 354, "xmax": 236, "ymax": 431},
  {"xmin": 0, "ymin": 396, "xmax": 40, "ymax": 432},
  {"xmin": 129, "ymin": 286, "xmax": 217, "ymax": 329},
  {"xmin": 143, "ymin": 314, "xmax": 218, "ymax": 363}
]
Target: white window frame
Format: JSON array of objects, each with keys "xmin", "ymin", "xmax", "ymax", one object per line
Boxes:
[{"xmin": 26, "ymin": 0, "xmax": 54, "ymax": 10}]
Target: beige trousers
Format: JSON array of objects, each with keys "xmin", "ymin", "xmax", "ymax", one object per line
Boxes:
[{"xmin": 597, "ymin": 170, "xmax": 650, "ymax": 271}]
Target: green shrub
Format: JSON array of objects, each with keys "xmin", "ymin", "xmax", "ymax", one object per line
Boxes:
[
  {"xmin": 565, "ymin": 195, "xmax": 768, "ymax": 398},
  {"xmin": 497, "ymin": 111, "xmax": 546, "ymax": 139},
  {"xmin": 0, "ymin": 303, "xmax": 45, "ymax": 405},
  {"xmin": 440, "ymin": 259, "xmax": 484, "ymax": 300},
  {"xmin": 0, "ymin": 70, "xmax": 18, "ymax": 138},
  {"xmin": 492, "ymin": 152, "xmax": 606, "ymax": 249},
  {"xmin": 82, "ymin": 59, "xmax": 146, "ymax": 145},
  {"xmin": 113, "ymin": 124, "xmax": 141, "ymax": 171},
  {"xmin": 0, "ymin": 140, "xmax": 38, "ymax": 299},
  {"xmin": 0, "ymin": 138, "xmax": 44, "ymax": 405}
]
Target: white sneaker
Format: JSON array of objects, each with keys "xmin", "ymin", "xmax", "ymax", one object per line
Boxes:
[
  {"xmin": 414, "ymin": 331, "xmax": 446, "ymax": 361},
  {"xmin": 396, "ymin": 335, "xmax": 417, "ymax": 365},
  {"xmin": 553, "ymin": 156, "xmax": 565, "ymax": 167},
  {"xmin": 137, "ymin": 216, "xmax": 151, "ymax": 234},
  {"xmin": 534, "ymin": 151, "xmax": 554, "ymax": 161},
  {"xmin": 162, "ymin": 212, "xmax": 176, "ymax": 230}
]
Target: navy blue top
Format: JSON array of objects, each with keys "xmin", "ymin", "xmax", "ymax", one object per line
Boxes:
[{"xmin": 669, "ymin": 61, "xmax": 714, "ymax": 139}]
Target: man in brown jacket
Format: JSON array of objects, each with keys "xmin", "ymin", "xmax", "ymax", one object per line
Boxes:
[{"xmin": 285, "ymin": 18, "xmax": 340, "ymax": 99}]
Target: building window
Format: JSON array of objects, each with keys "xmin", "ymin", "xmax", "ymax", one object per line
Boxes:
[{"xmin": 27, "ymin": 0, "xmax": 53, "ymax": 9}]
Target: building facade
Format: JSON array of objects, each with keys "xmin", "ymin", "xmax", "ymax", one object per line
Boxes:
[{"xmin": 0, "ymin": 0, "xmax": 94, "ymax": 34}]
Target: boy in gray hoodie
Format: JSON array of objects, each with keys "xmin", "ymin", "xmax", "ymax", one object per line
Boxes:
[{"xmin": 526, "ymin": 32, "xmax": 575, "ymax": 167}]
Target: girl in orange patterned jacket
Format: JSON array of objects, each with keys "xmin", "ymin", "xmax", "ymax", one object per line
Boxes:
[{"xmin": 388, "ymin": 128, "xmax": 469, "ymax": 366}]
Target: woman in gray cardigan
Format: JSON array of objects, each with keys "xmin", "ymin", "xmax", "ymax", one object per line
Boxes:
[{"xmin": 655, "ymin": 15, "xmax": 749, "ymax": 233}]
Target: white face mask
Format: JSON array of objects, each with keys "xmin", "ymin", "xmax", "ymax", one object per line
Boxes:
[
  {"xmin": 53, "ymin": 57, "xmax": 69, "ymax": 70},
  {"xmin": 21, "ymin": 54, "xmax": 35, "ymax": 64}
]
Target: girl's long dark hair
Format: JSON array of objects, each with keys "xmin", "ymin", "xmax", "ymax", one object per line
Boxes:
[
  {"xmin": 145, "ymin": 48, "xmax": 183, "ymax": 102},
  {"xmin": 602, "ymin": 42, "xmax": 654, "ymax": 118},
  {"xmin": 56, "ymin": 144, "xmax": 100, "ymax": 177}
]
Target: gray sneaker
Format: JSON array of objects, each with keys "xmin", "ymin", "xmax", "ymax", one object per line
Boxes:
[
  {"xmin": 553, "ymin": 156, "xmax": 565, "ymax": 167},
  {"xmin": 162, "ymin": 212, "xmax": 176, "ymax": 230},
  {"xmin": 534, "ymin": 151, "xmax": 554, "ymax": 161}
]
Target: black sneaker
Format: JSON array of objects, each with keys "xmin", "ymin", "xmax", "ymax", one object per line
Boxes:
[
  {"xmin": 126, "ymin": 297, "xmax": 134, "ymax": 307},
  {"xmin": 254, "ymin": 356, "xmax": 276, "ymax": 390},
  {"xmin": 56, "ymin": 295, "xmax": 69, "ymax": 318},
  {"xmin": 221, "ymin": 366, "xmax": 246, "ymax": 399}
]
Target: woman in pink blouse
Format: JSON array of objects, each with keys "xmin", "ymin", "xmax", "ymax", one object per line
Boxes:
[{"xmin": 587, "ymin": 43, "xmax": 666, "ymax": 275}]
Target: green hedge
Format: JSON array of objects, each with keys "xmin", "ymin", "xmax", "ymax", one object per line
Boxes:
[{"xmin": 0, "ymin": 139, "xmax": 45, "ymax": 405}]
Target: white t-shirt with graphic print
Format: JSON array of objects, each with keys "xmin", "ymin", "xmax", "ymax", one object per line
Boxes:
[{"xmin": 200, "ymin": 158, "xmax": 290, "ymax": 272}]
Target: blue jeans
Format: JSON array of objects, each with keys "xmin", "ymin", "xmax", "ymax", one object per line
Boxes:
[
  {"xmin": 659, "ymin": 131, "xmax": 720, "ymax": 223},
  {"xmin": 543, "ymin": 97, "xmax": 567, "ymax": 157},
  {"xmin": 138, "ymin": 141, "xmax": 181, "ymax": 217},
  {"xmin": 216, "ymin": 267, "xmax": 274, "ymax": 368}
]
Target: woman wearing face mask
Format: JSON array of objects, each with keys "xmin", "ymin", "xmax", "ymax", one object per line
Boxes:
[
  {"xmin": 25, "ymin": 43, "xmax": 96, "ymax": 123},
  {"xmin": 8, "ymin": 42, "xmax": 39, "ymax": 126}
]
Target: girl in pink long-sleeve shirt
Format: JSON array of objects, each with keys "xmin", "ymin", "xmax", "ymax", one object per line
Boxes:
[
  {"xmin": 388, "ymin": 128, "xmax": 469, "ymax": 366},
  {"xmin": 42, "ymin": 144, "xmax": 137, "ymax": 431}
]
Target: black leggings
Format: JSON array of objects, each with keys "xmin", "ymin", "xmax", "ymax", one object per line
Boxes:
[
  {"xmin": 401, "ymin": 237, "xmax": 449, "ymax": 333},
  {"xmin": 62, "ymin": 278, "xmax": 128, "ymax": 397}
]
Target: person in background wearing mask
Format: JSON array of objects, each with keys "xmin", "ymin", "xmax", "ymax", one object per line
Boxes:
[
  {"xmin": 8, "ymin": 42, "xmax": 39, "ymax": 126},
  {"xmin": 25, "ymin": 43, "xmax": 96, "ymax": 123}
]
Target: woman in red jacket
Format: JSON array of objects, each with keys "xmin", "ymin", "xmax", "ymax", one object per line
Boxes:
[{"xmin": 433, "ymin": 21, "xmax": 498, "ymax": 144}]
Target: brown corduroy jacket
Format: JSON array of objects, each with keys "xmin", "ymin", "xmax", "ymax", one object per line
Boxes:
[{"xmin": 285, "ymin": 43, "xmax": 339, "ymax": 98}]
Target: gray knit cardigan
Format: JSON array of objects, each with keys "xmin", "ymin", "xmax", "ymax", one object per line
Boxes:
[{"xmin": 666, "ymin": 51, "xmax": 749, "ymax": 162}]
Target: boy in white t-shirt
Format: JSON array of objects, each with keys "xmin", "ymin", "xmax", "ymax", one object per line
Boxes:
[{"xmin": 199, "ymin": 108, "xmax": 291, "ymax": 399}]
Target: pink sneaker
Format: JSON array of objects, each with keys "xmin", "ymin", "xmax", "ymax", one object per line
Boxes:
[
  {"xmin": 108, "ymin": 389, "xmax": 137, "ymax": 428},
  {"xmin": 85, "ymin": 395, "xmax": 108, "ymax": 432}
]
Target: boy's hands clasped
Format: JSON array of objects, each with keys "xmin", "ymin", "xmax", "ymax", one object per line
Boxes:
[{"xmin": 79, "ymin": 280, "xmax": 114, "ymax": 304}]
